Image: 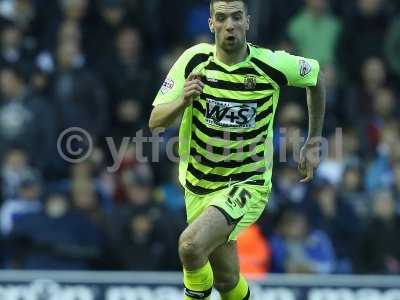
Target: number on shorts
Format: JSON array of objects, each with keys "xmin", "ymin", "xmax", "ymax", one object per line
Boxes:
[{"xmin": 228, "ymin": 186, "xmax": 250, "ymax": 208}]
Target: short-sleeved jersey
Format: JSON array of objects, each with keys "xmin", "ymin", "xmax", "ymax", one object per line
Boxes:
[{"xmin": 153, "ymin": 43, "xmax": 320, "ymax": 195}]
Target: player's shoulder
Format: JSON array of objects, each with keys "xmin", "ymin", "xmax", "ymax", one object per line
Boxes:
[
  {"xmin": 249, "ymin": 43, "xmax": 292, "ymax": 64},
  {"xmin": 176, "ymin": 43, "xmax": 214, "ymax": 78},
  {"xmin": 185, "ymin": 43, "xmax": 214, "ymax": 54},
  {"xmin": 180, "ymin": 43, "xmax": 214, "ymax": 61}
]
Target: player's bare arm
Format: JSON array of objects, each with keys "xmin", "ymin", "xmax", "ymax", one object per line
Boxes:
[
  {"xmin": 149, "ymin": 74, "xmax": 204, "ymax": 129},
  {"xmin": 299, "ymin": 72, "xmax": 326, "ymax": 182}
]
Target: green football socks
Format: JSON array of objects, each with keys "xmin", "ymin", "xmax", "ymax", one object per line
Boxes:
[
  {"xmin": 184, "ymin": 261, "xmax": 214, "ymax": 300},
  {"xmin": 220, "ymin": 274, "xmax": 250, "ymax": 300}
]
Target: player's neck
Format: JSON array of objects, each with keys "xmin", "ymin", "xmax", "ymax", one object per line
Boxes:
[{"xmin": 216, "ymin": 43, "xmax": 248, "ymax": 66}]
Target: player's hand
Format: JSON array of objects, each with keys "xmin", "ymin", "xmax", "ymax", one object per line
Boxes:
[
  {"xmin": 298, "ymin": 140, "xmax": 321, "ymax": 183},
  {"xmin": 181, "ymin": 73, "xmax": 204, "ymax": 107}
]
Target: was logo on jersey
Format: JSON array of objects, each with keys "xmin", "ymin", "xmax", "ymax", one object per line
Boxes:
[{"xmin": 205, "ymin": 99, "xmax": 257, "ymax": 128}]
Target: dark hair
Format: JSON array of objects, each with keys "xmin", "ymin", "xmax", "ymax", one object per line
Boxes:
[{"xmin": 210, "ymin": 0, "xmax": 248, "ymax": 12}]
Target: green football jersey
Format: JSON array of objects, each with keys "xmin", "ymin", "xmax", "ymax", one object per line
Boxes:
[{"xmin": 153, "ymin": 43, "xmax": 320, "ymax": 195}]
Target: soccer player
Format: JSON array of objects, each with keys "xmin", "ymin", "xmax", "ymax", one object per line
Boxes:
[{"xmin": 149, "ymin": 0, "xmax": 326, "ymax": 299}]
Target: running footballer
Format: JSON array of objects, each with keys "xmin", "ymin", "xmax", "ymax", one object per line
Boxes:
[{"xmin": 149, "ymin": 1, "xmax": 326, "ymax": 299}]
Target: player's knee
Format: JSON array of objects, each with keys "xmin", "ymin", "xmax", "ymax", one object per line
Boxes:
[
  {"xmin": 214, "ymin": 272, "xmax": 239, "ymax": 293},
  {"xmin": 178, "ymin": 232, "xmax": 204, "ymax": 262}
]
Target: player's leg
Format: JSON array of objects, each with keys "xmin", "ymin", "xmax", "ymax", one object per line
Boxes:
[
  {"xmin": 207, "ymin": 184, "xmax": 270, "ymax": 300},
  {"xmin": 210, "ymin": 242, "xmax": 251, "ymax": 300},
  {"xmin": 179, "ymin": 206, "xmax": 234, "ymax": 300}
]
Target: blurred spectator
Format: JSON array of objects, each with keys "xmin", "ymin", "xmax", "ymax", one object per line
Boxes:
[
  {"xmin": 391, "ymin": 162, "xmax": 400, "ymax": 215},
  {"xmin": 69, "ymin": 160, "xmax": 114, "ymax": 211},
  {"xmin": 108, "ymin": 166, "xmax": 181, "ymax": 270},
  {"xmin": 59, "ymin": 0, "xmax": 89, "ymax": 23},
  {"xmin": 71, "ymin": 179, "xmax": 106, "ymax": 228},
  {"xmin": 272, "ymin": 163, "xmax": 307, "ymax": 209},
  {"xmin": 279, "ymin": 101, "xmax": 305, "ymax": 123},
  {"xmin": 237, "ymin": 224, "xmax": 271, "ymax": 278},
  {"xmin": 365, "ymin": 87, "xmax": 398, "ymax": 149},
  {"xmin": 9, "ymin": 193, "xmax": 103, "ymax": 270},
  {"xmin": 1, "ymin": 147, "xmax": 29, "ymax": 200},
  {"xmin": 155, "ymin": 164, "xmax": 185, "ymax": 213},
  {"xmin": 88, "ymin": 0, "xmax": 127, "ymax": 60},
  {"xmin": 366, "ymin": 122, "xmax": 400, "ymax": 191},
  {"xmin": 53, "ymin": 40, "xmax": 109, "ymax": 138},
  {"xmin": 344, "ymin": 57, "xmax": 388, "ymax": 121},
  {"xmin": 287, "ymin": 0, "xmax": 342, "ymax": 66},
  {"xmin": 0, "ymin": 21, "xmax": 34, "ymax": 73},
  {"xmin": 110, "ymin": 94, "xmax": 146, "ymax": 144},
  {"xmin": 99, "ymin": 26, "xmax": 153, "ymax": 114},
  {"xmin": 252, "ymin": 0, "xmax": 302, "ymax": 46},
  {"xmin": 269, "ymin": 209, "xmax": 336, "ymax": 274},
  {"xmin": 39, "ymin": 0, "xmax": 91, "ymax": 51},
  {"xmin": 29, "ymin": 68, "xmax": 51, "ymax": 97},
  {"xmin": 274, "ymin": 102, "xmax": 307, "ymax": 159},
  {"xmin": 338, "ymin": 128, "xmax": 365, "ymax": 165},
  {"xmin": 110, "ymin": 211, "xmax": 179, "ymax": 270},
  {"xmin": 385, "ymin": 16, "xmax": 400, "ymax": 78},
  {"xmin": 0, "ymin": 66, "xmax": 56, "ymax": 171},
  {"xmin": 315, "ymin": 132, "xmax": 344, "ymax": 185},
  {"xmin": 57, "ymin": 19, "xmax": 82, "ymax": 46},
  {"xmin": 108, "ymin": 164, "xmax": 157, "ymax": 236},
  {"xmin": 0, "ymin": 0, "xmax": 37, "ymax": 35},
  {"xmin": 307, "ymin": 182, "xmax": 362, "ymax": 272},
  {"xmin": 0, "ymin": 169, "xmax": 42, "ymax": 236},
  {"xmin": 339, "ymin": 163, "xmax": 369, "ymax": 220},
  {"xmin": 337, "ymin": 0, "xmax": 389, "ymax": 83},
  {"xmin": 355, "ymin": 190, "xmax": 400, "ymax": 274},
  {"xmin": 123, "ymin": 0, "xmax": 162, "ymax": 47}
]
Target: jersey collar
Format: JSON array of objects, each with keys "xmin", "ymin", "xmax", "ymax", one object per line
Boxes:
[{"xmin": 212, "ymin": 42, "xmax": 253, "ymax": 71}]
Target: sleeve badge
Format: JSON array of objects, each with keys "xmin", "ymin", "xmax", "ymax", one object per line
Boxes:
[
  {"xmin": 160, "ymin": 77, "xmax": 175, "ymax": 95},
  {"xmin": 299, "ymin": 59, "xmax": 312, "ymax": 77}
]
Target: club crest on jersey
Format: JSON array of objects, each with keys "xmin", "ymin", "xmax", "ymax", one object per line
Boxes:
[
  {"xmin": 244, "ymin": 75, "xmax": 257, "ymax": 90},
  {"xmin": 299, "ymin": 59, "xmax": 312, "ymax": 77},
  {"xmin": 160, "ymin": 77, "xmax": 174, "ymax": 94},
  {"xmin": 205, "ymin": 99, "xmax": 257, "ymax": 128}
]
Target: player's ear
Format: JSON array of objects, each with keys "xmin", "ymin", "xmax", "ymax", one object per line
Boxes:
[
  {"xmin": 245, "ymin": 15, "xmax": 250, "ymax": 31},
  {"xmin": 209, "ymin": 18, "xmax": 214, "ymax": 33}
]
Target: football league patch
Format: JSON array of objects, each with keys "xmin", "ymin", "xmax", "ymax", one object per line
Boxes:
[
  {"xmin": 299, "ymin": 59, "xmax": 312, "ymax": 77},
  {"xmin": 160, "ymin": 77, "xmax": 174, "ymax": 94}
]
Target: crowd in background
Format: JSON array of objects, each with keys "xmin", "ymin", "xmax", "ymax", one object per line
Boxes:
[{"xmin": 0, "ymin": 0, "xmax": 400, "ymax": 275}]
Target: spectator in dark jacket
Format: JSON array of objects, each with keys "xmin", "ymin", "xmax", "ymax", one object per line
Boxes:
[
  {"xmin": 269, "ymin": 209, "xmax": 336, "ymax": 274},
  {"xmin": 112, "ymin": 211, "xmax": 179, "ymax": 270},
  {"xmin": 307, "ymin": 182, "xmax": 362, "ymax": 272},
  {"xmin": 53, "ymin": 39, "xmax": 109, "ymax": 138},
  {"xmin": 1, "ymin": 148, "xmax": 30, "ymax": 201},
  {"xmin": 9, "ymin": 193, "xmax": 103, "ymax": 270},
  {"xmin": 99, "ymin": 26, "xmax": 154, "ymax": 113},
  {"xmin": 0, "ymin": 169, "xmax": 42, "ymax": 237},
  {"xmin": 0, "ymin": 21, "xmax": 35, "ymax": 74},
  {"xmin": 356, "ymin": 190, "xmax": 400, "ymax": 274},
  {"xmin": 337, "ymin": 0, "xmax": 390, "ymax": 82},
  {"xmin": 107, "ymin": 165, "xmax": 181, "ymax": 270},
  {"xmin": 0, "ymin": 66, "xmax": 56, "ymax": 172}
]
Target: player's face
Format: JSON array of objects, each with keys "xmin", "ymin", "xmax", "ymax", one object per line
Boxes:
[{"xmin": 209, "ymin": 1, "xmax": 250, "ymax": 53}]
